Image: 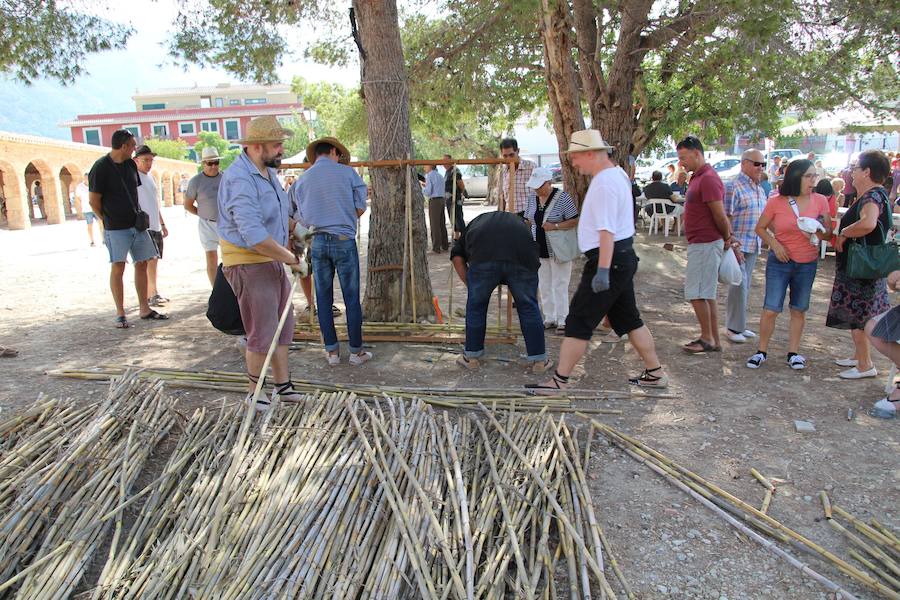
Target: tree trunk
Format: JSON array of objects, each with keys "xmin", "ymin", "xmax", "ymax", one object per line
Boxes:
[
  {"xmin": 539, "ymin": 0, "xmax": 589, "ymax": 203},
  {"xmin": 353, "ymin": 0, "xmax": 433, "ymax": 322}
]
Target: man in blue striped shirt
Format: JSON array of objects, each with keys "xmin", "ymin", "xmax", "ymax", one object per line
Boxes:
[
  {"xmin": 290, "ymin": 136, "xmax": 371, "ymax": 366},
  {"xmin": 423, "ymin": 164, "xmax": 448, "ymax": 252}
]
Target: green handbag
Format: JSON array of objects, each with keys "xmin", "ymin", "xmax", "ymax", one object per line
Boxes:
[{"xmin": 845, "ymin": 195, "xmax": 900, "ymax": 279}]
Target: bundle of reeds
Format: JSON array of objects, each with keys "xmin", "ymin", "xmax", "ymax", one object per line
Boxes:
[
  {"xmin": 0, "ymin": 374, "xmax": 175, "ymax": 597},
  {"xmin": 48, "ymin": 366, "xmax": 664, "ymax": 412},
  {"xmin": 293, "ymin": 321, "xmax": 517, "ymax": 344},
  {"xmin": 1, "ymin": 382, "xmax": 633, "ymax": 598}
]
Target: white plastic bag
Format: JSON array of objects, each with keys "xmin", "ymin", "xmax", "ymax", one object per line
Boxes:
[{"xmin": 718, "ymin": 247, "xmax": 742, "ymax": 286}]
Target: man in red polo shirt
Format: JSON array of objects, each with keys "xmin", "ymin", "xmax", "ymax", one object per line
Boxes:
[{"xmin": 677, "ymin": 136, "xmax": 737, "ymax": 353}]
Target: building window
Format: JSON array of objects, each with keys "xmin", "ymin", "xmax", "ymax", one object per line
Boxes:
[
  {"xmin": 178, "ymin": 121, "xmax": 196, "ymax": 135},
  {"xmin": 200, "ymin": 120, "xmax": 219, "ymax": 133},
  {"xmin": 122, "ymin": 125, "xmax": 140, "ymax": 139},
  {"xmin": 229, "ymin": 99, "xmax": 240, "ymax": 106},
  {"xmin": 141, "ymin": 103, "xmax": 165, "ymax": 110},
  {"xmin": 151, "ymin": 123, "xmax": 169, "ymax": 138},
  {"xmin": 215, "ymin": 97, "xmax": 224, "ymax": 108},
  {"xmin": 200, "ymin": 96, "xmax": 211, "ymax": 108},
  {"xmin": 83, "ymin": 128, "xmax": 101, "ymax": 146},
  {"xmin": 244, "ymin": 98, "xmax": 267, "ymax": 105},
  {"xmin": 224, "ymin": 119, "xmax": 240, "ymax": 141}
]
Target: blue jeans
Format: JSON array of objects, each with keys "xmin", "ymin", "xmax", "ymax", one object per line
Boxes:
[
  {"xmin": 311, "ymin": 235, "xmax": 363, "ymax": 353},
  {"xmin": 763, "ymin": 251, "xmax": 818, "ymax": 313},
  {"xmin": 465, "ymin": 261, "xmax": 545, "ymax": 361}
]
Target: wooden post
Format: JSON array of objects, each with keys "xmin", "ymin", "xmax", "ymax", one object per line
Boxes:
[
  {"xmin": 406, "ymin": 157, "xmax": 417, "ymax": 323},
  {"xmin": 448, "ymin": 164, "xmax": 458, "ymax": 326}
]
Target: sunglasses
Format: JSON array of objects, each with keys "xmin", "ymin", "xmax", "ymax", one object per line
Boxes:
[
  {"xmin": 205, "ymin": 161, "xmax": 220, "ymax": 166},
  {"xmin": 743, "ymin": 159, "xmax": 765, "ymax": 167}
]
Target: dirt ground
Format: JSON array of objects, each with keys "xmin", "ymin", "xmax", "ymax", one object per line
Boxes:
[{"xmin": 1, "ymin": 201, "xmax": 898, "ymax": 599}]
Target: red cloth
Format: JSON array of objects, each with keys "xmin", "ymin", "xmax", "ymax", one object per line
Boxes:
[{"xmin": 683, "ymin": 163, "xmax": 725, "ymax": 244}]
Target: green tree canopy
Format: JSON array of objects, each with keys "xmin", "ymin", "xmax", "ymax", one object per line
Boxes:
[
  {"xmin": 0, "ymin": 0, "xmax": 131, "ymax": 84},
  {"xmin": 192, "ymin": 132, "xmax": 240, "ymax": 170},
  {"xmin": 144, "ymin": 137, "xmax": 189, "ymax": 161}
]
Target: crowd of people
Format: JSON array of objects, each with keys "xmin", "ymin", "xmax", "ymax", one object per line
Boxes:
[{"xmin": 76, "ymin": 116, "xmax": 900, "ymax": 417}]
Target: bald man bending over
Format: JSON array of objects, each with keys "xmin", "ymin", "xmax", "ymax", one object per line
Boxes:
[{"xmin": 723, "ymin": 149, "xmax": 769, "ymax": 343}]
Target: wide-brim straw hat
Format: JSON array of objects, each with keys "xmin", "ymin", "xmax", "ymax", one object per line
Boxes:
[
  {"xmin": 306, "ymin": 136, "xmax": 351, "ymax": 165},
  {"xmin": 236, "ymin": 115, "xmax": 294, "ymax": 145},
  {"xmin": 563, "ymin": 129, "xmax": 614, "ymax": 154}
]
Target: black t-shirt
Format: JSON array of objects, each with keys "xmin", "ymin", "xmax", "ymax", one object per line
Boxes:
[
  {"xmin": 88, "ymin": 154, "xmax": 142, "ymax": 230},
  {"xmin": 450, "ymin": 211, "xmax": 539, "ymax": 271},
  {"xmin": 444, "ymin": 166, "xmax": 465, "ymax": 202}
]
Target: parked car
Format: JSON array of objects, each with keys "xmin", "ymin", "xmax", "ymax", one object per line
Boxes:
[
  {"xmin": 546, "ymin": 162, "xmax": 563, "ymax": 183},
  {"xmin": 711, "ymin": 156, "xmax": 742, "ymax": 181},
  {"xmin": 459, "ymin": 165, "xmax": 488, "ymax": 199},
  {"xmin": 635, "ymin": 157, "xmax": 679, "ymax": 185},
  {"xmin": 766, "ymin": 148, "xmax": 803, "ymax": 162}
]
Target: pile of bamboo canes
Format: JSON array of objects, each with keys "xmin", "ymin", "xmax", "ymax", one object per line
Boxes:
[
  {"xmin": 48, "ymin": 366, "xmax": 661, "ymax": 412},
  {"xmin": 581, "ymin": 414, "xmax": 900, "ymax": 599},
  {"xmin": 0, "ymin": 375, "xmax": 176, "ymax": 598},
  {"xmin": 0, "ymin": 379, "xmax": 632, "ymax": 598}
]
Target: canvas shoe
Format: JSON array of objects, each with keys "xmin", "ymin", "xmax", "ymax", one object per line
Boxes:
[
  {"xmin": 349, "ymin": 351, "xmax": 373, "ymax": 366},
  {"xmin": 742, "ymin": 330, "xmax": 757, "ymax": 338},
  {"xmin": 839, "ymin": 366, "xmax": 877, "ymax": 379},
  {"xmin": 726, "ymin": 330, "xmax": 747, "ymax": 343},
  {"xmin": 834, "ymin": 358, "xmax": 858, "ymax": 367},
  {"xmin": 325, "ymin": 351, "xmax": 341, "ymax": 366}
]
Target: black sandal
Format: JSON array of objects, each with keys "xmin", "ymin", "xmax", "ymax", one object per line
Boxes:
[
  {"xmin": 628, "ymin": 366, "xmax": 668, "ymax": 388},
  {"xmin": 683, "ymin": 339, "xmax": 715, "ymax": 354},
  {"xmin": 525, "ymin": 371, "xmax": 569, "ymax": 395},
  {"xmin": 140, "ymin": 309, "xmax": 169, "ymax": 320}
]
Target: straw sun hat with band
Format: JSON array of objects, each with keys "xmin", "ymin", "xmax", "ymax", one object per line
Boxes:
[
  {"xmin": 563, "ymin": 129, "xmax": 614, "ymax": 154},
  {"xmin": 236, "ymin": 115, "xmax": 294, "ymax": 145},
  {"xmin": 306, "ymin": 136, "xmax": 351, "ymax": 165}
]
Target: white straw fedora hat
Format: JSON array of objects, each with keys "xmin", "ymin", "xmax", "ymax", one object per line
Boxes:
[{"xmin": 564, "ymin": 129, "xmax": 614, "ymax": 154}]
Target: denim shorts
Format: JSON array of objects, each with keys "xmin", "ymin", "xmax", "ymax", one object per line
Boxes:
[
  {"xmin": 763, "ymin": 251, "xmax": 818, "ymax": 313},
  {"xmin": 104, "ymin": 227, "xmax": 159, "ymax": 264}
]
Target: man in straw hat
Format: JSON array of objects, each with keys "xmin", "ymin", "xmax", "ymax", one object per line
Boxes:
[
  {"xmin": 184, "ymin": 146, "xmax": 224, "ymax": 286},
  {"xmin": 527, "ymin": 129, "xmax": 668, "ymax": 391},
  {"xmin": 217, "ymin": 115, "xmax": 306, "ymax": 410},
  {"xmin": 289, "ymin": 136, "xmax": 371, "ymax": 366}
]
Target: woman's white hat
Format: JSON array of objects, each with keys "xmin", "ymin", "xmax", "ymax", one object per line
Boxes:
[{"xmin": 526, "ymin": 167, "xmax": 553, "ymax": 189}]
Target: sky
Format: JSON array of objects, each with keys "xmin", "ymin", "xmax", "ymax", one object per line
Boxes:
[{"xmin": 0, "ymin": 0, "xmax": 359, "ymax": 141}]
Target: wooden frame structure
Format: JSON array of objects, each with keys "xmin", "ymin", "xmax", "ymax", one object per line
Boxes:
[{"xmin": 281, "ymin": 156, "xmax": 522, "ymax": 343}]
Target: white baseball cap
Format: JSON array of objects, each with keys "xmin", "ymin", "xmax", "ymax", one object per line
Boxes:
[{"xmin": 526, "ymin": 167, "xmax": 553, "ymax": 189}]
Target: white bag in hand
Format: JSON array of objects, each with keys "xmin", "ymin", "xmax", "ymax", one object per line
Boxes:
[{"xmin": 718, "ymin": 247, "xmax": 742, "ymax": 286}]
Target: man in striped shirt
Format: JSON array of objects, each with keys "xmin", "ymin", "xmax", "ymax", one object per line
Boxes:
[
  {"xmin": 291, "ymin": 136, "xmax": 371, "ymax": 366},
  {"xmin": 724, "ymin": 149, "xmax": 768, "ymax": 343}
]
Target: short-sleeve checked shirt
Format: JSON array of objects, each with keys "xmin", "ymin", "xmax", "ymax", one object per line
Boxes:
[
  {"xmin": 724, "ymin": 172, "xmax": 766, "ymax": 253},
  {"xmin": 500, "ymin": 158, "xmax": 536, "ymax": 213}
]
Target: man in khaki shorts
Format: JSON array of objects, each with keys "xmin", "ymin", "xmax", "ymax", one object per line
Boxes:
[
  {"xmin": 677, "ymin": 136, "xmax": 737, "ymax": 354},
  {"xmin": 184, "ymin": 147, "xmax": 223, "ymax": 285}
]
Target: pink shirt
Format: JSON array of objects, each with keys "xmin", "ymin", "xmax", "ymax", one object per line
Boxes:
[{"xmin": 760, "ymin": 193, "xmax": 830, "ymax": 263}]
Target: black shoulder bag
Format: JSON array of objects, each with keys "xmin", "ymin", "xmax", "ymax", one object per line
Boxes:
[{"xmin": 108, "ymin": 156, "xmax": 150, "ymax": 231}]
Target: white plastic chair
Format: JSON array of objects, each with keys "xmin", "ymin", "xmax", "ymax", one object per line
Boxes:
[{"xmin": 647, "ymin": 199, "xmax": 684, "ymax": 237}]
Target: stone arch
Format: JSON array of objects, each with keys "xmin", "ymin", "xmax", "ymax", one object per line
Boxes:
[
  {"xmin": 58, "ymin": 162, "xmax": 82, "ymax": 218},
  {"xmin": 0, "ymin": 159, "xmax": 25, "ymax": 230},
  {"xmin": 25, "ymin": 159, "xmax": 63, "ymax": 224}
]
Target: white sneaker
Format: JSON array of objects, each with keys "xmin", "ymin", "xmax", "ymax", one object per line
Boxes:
[
  {"xmin": 746, "ymin": 352, "xmax": 767, "ymax": 369},
  {"xmin": 742, "ymin": 330, "xmax": 757, "ymax": 338},
  {"xmin": 834, "ymin": 358, "xmax": 858, "ymax": 367},
  {"xmin": 839, "ymin": 366, "xmax": 877, "ymax": 379},
  {"xmin": 325, "ymin": 351, "xmax": 340, "ymax": 366},
  {"xmin": 726, "ymin": 331, "xmax": 747, "ymax": 343},
  {"xmin": 349, "ymin": 351, "xmax": 373, "ymax": 366}
]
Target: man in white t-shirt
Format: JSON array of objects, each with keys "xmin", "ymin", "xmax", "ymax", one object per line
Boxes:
[
  {"xmin": 134, "ymin": 145, "xmax": 170, "ymax": 310},
  {"xmin": 528, "ymin": 129, "xmax": 667, "ymax": 391}
]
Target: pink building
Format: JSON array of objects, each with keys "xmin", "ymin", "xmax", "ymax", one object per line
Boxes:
[{"xmin": 61, "ymin": 103, "xmax": 302, "ymax": 149}]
